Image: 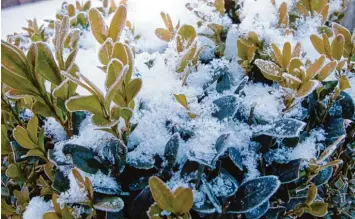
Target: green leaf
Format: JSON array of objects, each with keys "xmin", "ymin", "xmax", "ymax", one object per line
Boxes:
[
  {"xmin": 164, "ymin": 134, "xmax": 180, "ymax": 168},
  {"xmin": 66, "ymin": 95, "xmax": 104, "ymax": 115},
  {"xmin": 1, "ymin": 125, "xmax": 12, "ymax": 155},
  {"xmin": 105, "ymin": 58, "xmax": 124, "ymax": 89},
  {"xmin": 177, "ymin": 25, "xmax": 196, "ymax": 52},
  {"xmin": 305, "ymin": 184, "xmax": 317, "ymax": 205},
  {"xmin": 26, "ymin": 116, "xmax": 38, "ymax": 144},
  {"xmin": 174, "ymin": 94, "xmax": 188, "ymax": 109},
  {"xmin": 99, "ymin": 38, "xmax": 114, "ymax": 65},
  {"xmin": 1, "ymin": 66, "xmax": 39, "ymax": 95},
  {"xmin": 93, "ymin": 196, "xmax": 124, "ymax": 212},
  {"xmin": 24, "ymin": 148, "xmax": 46, "ymax": 160},
  {"xmin": 331, "ymin": 34, "xmax": 344, "ymax": 60},
  {"xmin": 149, "ymin": 176, "xmax": 174, "ymax": 212},
  {"xmin": 155, "ymin": 28, "xmax": 173, "ymax": 42},
  {"xmin": 212, "ymin": 95, "xmax": 237, "ymax": 120},
  {"xmin": 1, "ymin": 40, "xmax": 29, "ymax": 78},
  {"xmin": 35, "ymin": 42, "xmax": 62, "ymax": 85},
  {"xmin": 5, "ymin": 164, "xmax": 21, "ymax": 179},
  {"xmin": 296, "ymin": 80, "xmax": 320, "ymax": 98},
  {"xmin": 32, "ymin": 100, "xmax": 56, "ymax": 118},
  {"xmin": 88, "ymin": 8, "xmax": 108, "ymax": 44},
  {"xmin": 13, "ymin": 126, "xmax": 38, "ymax": 149},
  {"xmin": 105, "ymin": 65, "xmax": 128, "ymax": 107},
  {"xmin": 43, "ymin": 212, "xmax": 61, "ymax": 219},
  {"xmin": 126, "ymin": 78, "xmax": 142, "ymax": 103},
  {"xmin": 108, "ymin": 5, "xmax": 127, "ymax": 41},
  {"xmin": 172, "ymin": 187, "xmax": 193, "ymax": 213},
  {"xmin": 307, "ymin": 202, "xmax": 328, "ymax": 217}
]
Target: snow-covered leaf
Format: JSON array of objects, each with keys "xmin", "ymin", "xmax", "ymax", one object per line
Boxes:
[
  {"xmin": 228, "ymin": 147, "xmax": 243, "ymax": 171},
  {"xmin": 52, "ymin": 170, "xmax": 70, "ymax": 192},
  {"xmin": 216, "ymin": 73, "xmax": 231, "ymax": 93},
  {"xmin": 164, "ymin": 134, "xmax": 180, "ymax": 168},
  {"xmin": 202, "ymin": 178, "xmax": 222, "ymax": 213},
  {"xmin": 256, "ymin": 118, "xmax": 306, "ymax": 138},
  {"xmin": 212, "ymin": 95, "xmax": 237, "ymax": 120},
  {"xmin": 268, "ymin": 159, "xmax": 303, "ymax": 184},
  {"xmin": 93, "ymin": 196, "xmax": 124, "ymax": 212},
  {"xmin": 312, "ymin": 166, "xmax": 333, "ymax": 186}
]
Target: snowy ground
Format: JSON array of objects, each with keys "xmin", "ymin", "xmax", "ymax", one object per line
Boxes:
[{"xmin": 2, "ymin": 0, "xmax": 354, "ymax": 216}]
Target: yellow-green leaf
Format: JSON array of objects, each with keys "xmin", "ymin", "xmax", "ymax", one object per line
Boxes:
[
  {"xmin": 1, "ymin": 40, "xmax": 29, "ymax": 78},
  {"xmin": 148, "ymin": 203, "xmax": 163, "ymax": 219},
  {"xmin": 331, "ymin": 34, "xmax": 344, "ymax": 60},
  {"xmin": 282, "ymin": 42, "xmax": 292, "ymax": 69},
  {"xmin": 176, "ymin": 41, "xmax": 197, "ymax": 72},
  {"xmin": 306, "ymin": 55, "xmax": 325, "ymax": 81},
  {"xmin": 307, "ymin": 202, "xmax": 328, "ymax": 217},
  {"xmin": 155, "ymin": 28, "xmax": 173, "ymax": 42},
  {"xmin": 318, "ymin": 61, "xmax": 336, "ymax": 81},
  {"xmin": 339, "ymin": 75, "xmax": 351, "ymax": 91},
  {"xmin": 172, "ymin": 187, "xmax": 193, "ymax": 213},
  {"xmin": 305, "ymin": 184, "xmax": 317, "ymax": 205},
  {"xmin": 271, "ymin": 43, "xmax": 283, "ymax": 68},
  {"xmin": 149, "ymin": 176, "xmax": 174, "ymax": 212},
  {"xmin": 296, "ymin": 80, "xmax": 320, "ymax": 98},
  {"xmin": 66, "ymin": 95, "xmax": 104, "ymax": 115},
  {"xmin": 105, "ymin": 58, "xmax": 124, "ymax": 89},
  {"xmin": 13, "ymin": 126, "xmax": 38, "ymax": 149},
  {"xmin": 99, "ymin": 38, "xmax": 114, "ymax": 65},
  {"xmin": 5, "ymin": 164, "xmax": 21, "ymax": 179},
  {"xmin": 177, "ymin": 25, "xmax": 196, "ymax": 53},
  {"xmin": 174, "ymin": 94, "xmax": 188, "ymax": 109},
  {"xmin": 214, "ymin": 0, "xmax": 224, "ymax": 15},
  {"xmin": 26, "ymin": 116, "xmax": 38, "ymax": 144},
  {"xmin": 108, "ymin": 4, "xmax": 127, "ymax": 41},
  {"xmin": 310, "ymin": 35, "xmax": 325, "ymax": 55},
  {"xmin": 278, "ymin": 2, "xmax": 289, "ymax": 27},
  {"xmin": 88, "ymin": 8, "xmax": 108, "ymax": 44},
  {"xmin": 254, "ymin": 59, "xmax": 283, "ymax": 82},
  {"xmin": 126, "ymin": 78, "xmax": 142, "ymax": 103},
  {"xmin": 35, "ymin": 42, "xmax": 62, "ymax": 85},
  {"xmin": 322, "ymin": 33, "xmax": 332, "ymax": 59}
]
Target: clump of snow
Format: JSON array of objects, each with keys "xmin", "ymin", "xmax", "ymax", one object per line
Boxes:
[
  {"xmin": 44, "ymin": 118, "xmax": 67, "ymax": 141},
  {"xmin": 23, "ymin": 196, "xmax": 52, "ymax": 219}
]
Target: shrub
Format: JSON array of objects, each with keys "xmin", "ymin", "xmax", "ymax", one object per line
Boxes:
[{"xmin": 1, "ymin": 0, "xmax": 354, "ymax": 218}]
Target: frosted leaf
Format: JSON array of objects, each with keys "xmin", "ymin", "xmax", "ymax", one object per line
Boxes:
[
  {"xmin": 93, "ymin": 196, "xmax": 124, "ymax": 212},
  {"xmin": 227, "ymin": 176, "xmax": 281, "ymax": 213},
  {"xmin": 228, "ymin": 147, "xmax": 243, "ymax": 171},
  {"xmin": 312, "ymin": 166, "xmax": 333, "ymax": 186},
  {"xmin": 210, "ymin": 169, "xmax": 239, "ymax": 198},
  {"xmin": 245, "ymin": 201, "xmax": 269, "ymax": 219},
  {"xmin": 212, "ymin": 95, "xmax": 237, "ymax": 120},
  {"xmin": 268, "ymin": 159, "xmax": 303, "ymax": 184},
  {"xmin": 202, "ymin": 178, "xmax": 222, "ymax": 213},
  {"xmin": 256, "ymin": 118, "xmax": 306, "ymax": 138},
  {"xmin": 192, "ymin": 202, "xmax": 216, "ymax": 214}
]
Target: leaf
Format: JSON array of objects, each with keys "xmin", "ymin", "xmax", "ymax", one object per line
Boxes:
[
  {"xmin": 318, "ymin": 61, "xmax": 336, "ymax": 81},
  {"xmin": 317, "ymin": 135, "xmax": 346, "ymax": 163},
  {"xmin": 177, "ymin": 25, "xmax": 196, "ymax": 52},
  {"xmin": 13, "ymin": 126, "xmax": 38, "ymax": 149},
  {"xmin": 1, "ymin": 125, "xmax": 12, "ymax": 155},
  {"xmin": 216, "ymin": 73, "xmax": 231, "ymax": 93},
  {"xmin": 214, "ymin": 0, "xmax": 224, "ymax": 15},
  {"xmin": 32, "ymin": 100, "xmax": 56, "ymax": 118},
  {"xmin": 172, "ymin": 187, "xmax": 193, "ymax": 213},
  {"xmin": 296, "ymin": 80, "xmax": 321, "ymax": 98},
  {"xmin": 306, "ymin": 55, "xmax": 325, "ymax": 80},
  {"xmin": 88, "ymin": 8, "xmax": 107, "ymax": 44},
  {"xmin": 228, "ymin": 147, "xmax": 243, "ymax": 171},
  {"xmin": 176, "ymin": 41, "xmax": 197, "ymax": 72},
  {"xmin": 212, "ymin": 95, "xmax": 237, "ymax": 120},
  {"xmin": 35, "ymin": 42, "xmax": 62, "ymax": 85},
  {"xmin": 257, "ymin": 118, "xmax": 306, "ymax": 138},
  {"xmin": 93, "ymin": 196, "xmax": 124, "ymax": 212},
  {"xmin": 148, "ymin": 203, "xmax": 163, "ymax": 219},
  {"xmin": 5, "ymin": 164, "xmax": 21, "ymax": 179},
  {"xmin": 278, "ymin": 2, "xmax": 288, "ymax": 27},
  {"xmin": 1, "ymin": 66, "xmax": 38, "ymax": 95},
  {"xmin": 332, "ymin": 22, "xmax": 352, "ymax": 57},
  {"xmin": 322, "ymin": 33, "xmax": 332, "ymax": 59},
  {"xmin": 108, "ymin": 4, "xmax": 127, "ymax": 41},
  {"xmin": 202, "ymin": 178, "xmax": 222, "ymax": 213},
  {"xmin": 312, "ymin": 166, "xmax": 332, "ymax": 186},
  {"xmin": 282, "ymin": 42, "xmax": 292, "ymax": 69},
  {"xmin": 66, "ymin": 95, "xmax": 103, "ymax": 115},
  {"xmin": 24, "ymin": 148, "xmax": 46, "ymax": 160},
  {"xmin": 52, "ymin": 170, "xmax": 70, "ymax": 192},
  {"xmin": 245, "ymin": 201, "xmax": 269, "ymax": 219},
  {"xmin": 1, "ymin": 40, "xmax": 28, "ymax": 78},
  {"xmin": 310, "ymin": 35, "xmax": 325, "ymax": 55},
  {"xmin": 155, "ymin": 28, "xmax": 173, "ymax": 42},
  {"xmin": 271, "ymin": 43, "xmax": 283, "ymax": 68},
  {"xmin": 339, "ymin": 75, "xmax": 351, "ymax": 91},
  {"xmin": 331, "ymin": 34, "xmax": 344, "ymax": 60},
  {"xmin": 126, "ymin": 78, "xmax": 142, "ymax": 103},
  {"xmin": 227, "ymin": 176, "xmax": 281, "ymax": 213},
  {"xmin": 164, "ymin": 134, "xmax": 180, "ymax": 168},
  {"xmin": 149, "ymin": 176, "xmax": 174, "ymax": 212},
  {"xmin": 307, "ymin": 202, "xmax": 328, "ymax": 217},
  {"xmin": 174, "ymin": 94, "xmax": 188, "ymax": 109},
  {"xmin": 106, "ymin": 58, "xmax": 124, "ymax": 89},
  {"xmin": 254, "ymin": 59, "xmax": 282, "ymax": 82},
  {"xmin": 105, "ymin": 65, "xmax": 128, "ymax": 107},
  {"xmin": 305, "ymin": 184, "xmax": 317, "ymax": 205},
  {"xmin": 270, "ymin": 159, "xmax": 302, "ymax": 183},
  {"xmin": 43, "ymin": 212, "xmax": 61, "ymax": 219},
  {"xmin": 26, "ymin": 116, "xmax": 38, "ymax": 144}
]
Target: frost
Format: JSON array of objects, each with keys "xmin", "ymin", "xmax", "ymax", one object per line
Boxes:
[{"xmin": 23, "ymin": 196, "xmax": 52, "ymax": 219}]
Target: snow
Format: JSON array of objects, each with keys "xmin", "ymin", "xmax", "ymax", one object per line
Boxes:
[
  {"xmin": 2, "ymin": 0, "xmax": 353, "ymax": 212},
  {"xmin": 23, "ymin": 196, "xmax": 52, "ymax": 219}
]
